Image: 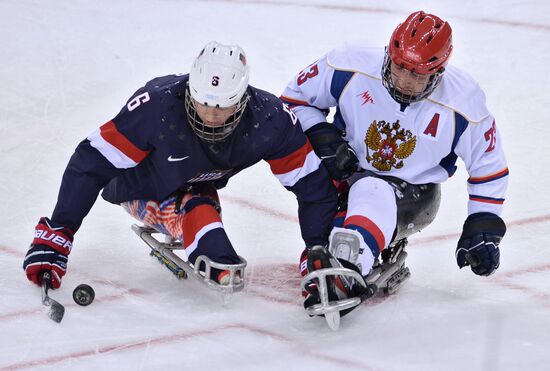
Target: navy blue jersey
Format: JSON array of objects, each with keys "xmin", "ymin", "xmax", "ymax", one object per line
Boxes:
[{"xmin": 51, "ymin": 74, "xmax": 337, "ymax": 246}]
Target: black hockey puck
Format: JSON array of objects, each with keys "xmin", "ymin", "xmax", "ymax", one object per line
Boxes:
[{"xmin": 72, "ymin": 284, "xmax": 95, "ymax": 306}]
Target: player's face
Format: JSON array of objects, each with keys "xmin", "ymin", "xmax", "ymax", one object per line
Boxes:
[
  {"xmin": 193, "ymin": 100, "xmax": 237, "ymax": 127},
  {"xmin": 390, "ymin": 62, "xmax": 433, "ymax": 97}
]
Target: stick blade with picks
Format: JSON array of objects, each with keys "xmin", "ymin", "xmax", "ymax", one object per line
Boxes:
[{"xmin": 41, "ymin": 272, "xmax": 65, "ymax": 323}]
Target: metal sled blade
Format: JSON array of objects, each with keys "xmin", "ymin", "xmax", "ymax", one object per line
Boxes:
[
  {"xmin": 303, "ymin": 240, "xmax": 411, "ymax": 330},
  {"xmin": 384, "ymin": 264, "xmax": 410, "ymax": 295},
  {"xmin": 325, "ymin": 311, "xmax": 341, "ymax": 331},
  {"xmin": 365, "ymin": 250, "xmax": 409, "ymax": 294},
  {"xmin": 192, "ymin": 255, "xmax": 247, "ymax": 294},
  {"xmin": 132, "ymin": 224, "xmax": 246, "ymax": 295},
  {"xmin": 149, "ymin": 249, "xmax": 187, "ymax": 279},
  {"xmin": 301, "ymin": 267, "xmax": 365, "ymax": 319}
]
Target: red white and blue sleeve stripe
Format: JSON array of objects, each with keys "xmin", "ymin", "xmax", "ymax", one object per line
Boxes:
[
  {"xmin": 87, "ymin": 120, "xmax": 150, "ymax": 169},
  {"xmin": 267, "ymin": 139, "xmax": 320, "ymax": 187}
]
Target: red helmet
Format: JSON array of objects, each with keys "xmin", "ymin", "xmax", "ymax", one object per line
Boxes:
[
  {"xmin": 388, "ymin": 11, "xmax": 453, "ymax": 74},
  {"xmin": 382, "ymin": 11, "xmax": 453, "ymax": 104}
]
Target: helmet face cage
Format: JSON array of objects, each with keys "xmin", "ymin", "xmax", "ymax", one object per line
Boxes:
[
  {"xmin": 381, "ymin": 48, "xmax": 444, "ymax": 105},
  {"xmin": 185, "ymin": 85, "xmax": 249, "ymax": 143}
]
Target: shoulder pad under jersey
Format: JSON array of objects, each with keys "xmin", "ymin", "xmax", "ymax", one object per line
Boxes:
[
  {"xmin": 326, "ymin": 43, "xmax": 384, "ymax": 79},
  {"xmin": 427, "ymin": 66, "xmax": 490, "ymax": 123}
]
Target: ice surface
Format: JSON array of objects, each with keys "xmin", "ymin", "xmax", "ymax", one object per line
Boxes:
[{"xmin": 1, "ymin": 1, "xmax": 549, "ymax": 370}]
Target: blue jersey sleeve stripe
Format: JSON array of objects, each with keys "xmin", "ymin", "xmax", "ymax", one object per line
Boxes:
[
  {"xmin": 438, "ymin": 112, "xmax": 469, "ymax": 177},
  {"xmin": 330, "ymin": 70, "xmax": 355, "ymax": 101}
]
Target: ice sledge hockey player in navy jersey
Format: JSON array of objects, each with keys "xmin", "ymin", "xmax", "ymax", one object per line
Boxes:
[
  {"xmin": 283, "ymin": 11, "xmax": 508, "ymax": 316},
  {"xmin": 23, "ymin": 41, "xmax": 337, "ymax": 289}
]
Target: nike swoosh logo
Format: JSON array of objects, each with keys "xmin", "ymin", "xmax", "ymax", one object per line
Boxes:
[{"xmin": 167, "ymin": 155, "xmax": 190, "ymax": 162}]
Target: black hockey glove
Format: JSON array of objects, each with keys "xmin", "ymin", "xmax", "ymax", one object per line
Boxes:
[
  {"xmin": 305, "ymin": 122, "xmax": 359, "ymax": 181},
  {"xmin": 455, "ymin": 212, "xmax": 506, "ymax": 276}
]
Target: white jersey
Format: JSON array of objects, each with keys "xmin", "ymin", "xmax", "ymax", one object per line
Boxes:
[{"xmin": 282, "ymin": 43, "xmax": 508, "ymax": 216}]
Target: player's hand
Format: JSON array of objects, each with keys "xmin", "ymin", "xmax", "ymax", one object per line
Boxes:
[
  {"xmin": 23, "ymin": 217, "xmax": 73, "ymax": 289},
  {"xmin": 305, "ymin": 122, "xmax": 359, "ymax": 181},
  {"xmin": 455, "ymin": 213, "xmax": 506, "ymax": 276},
  {"xmin": 335, "ymin": 142, "xmax": 359, "ymax": 180}
]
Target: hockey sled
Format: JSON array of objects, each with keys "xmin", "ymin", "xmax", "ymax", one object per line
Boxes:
[
  {"xmin": 131, "ymin": 224, "xmax": 246, "ymax": 303},
  {"xmin": 301, "ymin": 239, "xmax": 410, "ymax": 330}
]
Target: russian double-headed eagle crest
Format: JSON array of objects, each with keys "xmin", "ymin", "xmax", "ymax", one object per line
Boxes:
[{"xmin": 365, "ymin": 120, "xmax": 416, "ymax": 171}]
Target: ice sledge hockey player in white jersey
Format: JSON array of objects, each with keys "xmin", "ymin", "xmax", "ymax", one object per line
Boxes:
[
  {"xmin": 22, "ymin": 41, "xmax": 337, "ymax": 290},
  {"xmin": 282, "ymin": 11, "xmax": 508, "ymax": 315}
]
